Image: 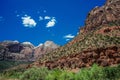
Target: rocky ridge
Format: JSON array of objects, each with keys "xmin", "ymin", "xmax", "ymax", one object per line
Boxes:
[
  {"xmin": 80, "ymin": 0, "xmax": 120, "ymax": 33},
  {"xmin": 31, "ymin": 0, "xmax": 120, "ymax": 69},
  {"xmin": 0, "ymin": 41, "xmax": 59, "ymax": 61}
]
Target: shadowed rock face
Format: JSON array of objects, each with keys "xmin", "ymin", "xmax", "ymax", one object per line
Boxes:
[
  {"xmin": 0, "ymin": 41, "xmax": 59, "ymax": 61},
  {"xmin": 7, "ymin": 44, "xmax": 23, "ymax": 53},
  {"xmin": 0, "ymin": 41, "xmax": 34, "ymax": 61},
  {"xmin": 80, "ymin": 0, "xmax": 120, "ymax": 33}
]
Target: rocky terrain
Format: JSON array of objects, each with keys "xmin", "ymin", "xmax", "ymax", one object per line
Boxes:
[
  {"xmin": 30, "ymin": 0, "xmax": 120, "ymax": 69},
  {"xmin": 81, "ymin": 0, "xmax": 120, "ymax": 33},
  {"xmin": 0, "ymin": 40, "xmax": 59, "ymax": 61}
]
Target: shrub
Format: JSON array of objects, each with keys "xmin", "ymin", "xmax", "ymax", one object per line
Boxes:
[
  {"xmin": 46, "ymin": 69, "xmax": 74, "ymax": 80},
  {"xmin": 20, "ymin": 67, "xmax": 49, "ymax": 80},
  {"xmin": 1, "ymin": 64, "xmax": 120, "ymax": 80},
  {"xmin": 103, "ymin": 65, "xmax": 120, "ymax": 79},
  {"xmin": 74, "ymin": 64, "xmax": 104, "ymax": 80}
]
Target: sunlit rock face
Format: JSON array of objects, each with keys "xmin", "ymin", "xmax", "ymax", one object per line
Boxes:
[
  {"xmin": 34, "ymin": 41, "xmax": 59, "ymax": 59},
  {"xmin": 81, "ymin": 0, "xmax": 120, "ymax": 33},
  {"xmin": 29, "ymin": 0, "xmax": 120, "ymax": 69}
]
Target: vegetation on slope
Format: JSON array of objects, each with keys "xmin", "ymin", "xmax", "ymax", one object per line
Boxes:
[
  {"xmin": 0, "ymin": 61, "xmax": 32, "ymax": 72},
  {"xmin": 0, "ymin": 64, "xmax": 120, "ymax": 80},
  {"xmin": 40, "ymin": 26, "xmax": 120, "ymax": 62}
]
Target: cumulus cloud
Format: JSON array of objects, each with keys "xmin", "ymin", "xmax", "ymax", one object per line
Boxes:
[
  {"xmin": 64, "ymin": 34, "xmax": 75, "ymax": 39},
  {"xmin": 21, "ymin": 15, "xmax": 37, "ymax": 27},
  {"xmin": 66, "ymin": 39, "xmax": 70, "ymax": 41},
  {"xmin": 64, "ymin": 34, "xmax": 75, "ymax": 41},
  {"xmin": 46, "ymin": 17, "xmax": 56, "ymax": 28},
  {"xmin": 44, "ymin": 16, "xmax": 51, "ymax": 20},
  {"xmin": 39, "ymin": 16, "xmax": 43, "ymax": 21}
]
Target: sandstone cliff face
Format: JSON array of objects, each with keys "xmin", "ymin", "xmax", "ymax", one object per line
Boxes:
[
  {"xmin": 0, "ymin": 41, "xmax": 59, "ymax": 61},
  {"xmin": 0, "ymin": 41, "xmax": 34, "ymax": 61},
  {"xmin": 33, "ymin": 46, "xmax": 120, "ymax": 69},
  {"xmin": 34, "ymin": 41, "xmax": 59, "ymax": 59},
  {"xmin": 80, "ymin": 0, "xmax": 120, "ymax": 33},
  {"xmin": 31, "ymin": 0, "xmax": 120, "ymax": 69}
]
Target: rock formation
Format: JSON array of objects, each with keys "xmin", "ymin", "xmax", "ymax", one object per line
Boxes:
[
  {"xmin": 30, "ymin": 0, "xmax": 120, "ymax": 69},
  {"xmin": 34, "ymin": 41, "xmax": 59, "ymax": 59},
  {"xmin": 0, "ymin": 40, "xmax": 59, "ymax": 61},
  {"xmin": 80, "ymin": 0, "xmax": 120, "ymax": 33}
]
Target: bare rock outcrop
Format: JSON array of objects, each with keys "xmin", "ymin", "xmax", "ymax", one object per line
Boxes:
[
  {"xmin": 32, "ymin": 46, "xmax": 120, "ymax": 69},
  {"xmin": 0, "ymin": 40, "xmax": 59, "ymax": 61},
  {"xmin": 34, "ymin": 41, "xmax": 59, "ymax": 59},
  {"xmin": 80, "ymin": 0, "xmax": 120, "ymax": 33}
]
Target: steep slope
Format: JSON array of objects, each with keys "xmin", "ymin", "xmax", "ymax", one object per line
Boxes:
[
  {"xmin": 81, "ymin": 0, "xmax": 120, "ymax": 33},
  {"xmin": 32, "ymin": 0, "xmax": 120, "ymax": 69}
]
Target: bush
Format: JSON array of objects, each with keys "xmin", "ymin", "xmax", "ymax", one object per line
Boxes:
[
  {"xmin": 1, "ymin": 64, "xmax": 120, "ymax": 80},
  {"xmin": 46, "ymin": 69, "xmax": 74, "ymax": 80},
  {"xmin": 20, "ymin": 67, "xmax": 49, "ymax": 80},
  {"xmin": 75, "ymin": 64, "xmax": 104, "ymax": 80},
  {"xmin": 103, "ymin": 65, "xmax": 120, "ymax": 79}
]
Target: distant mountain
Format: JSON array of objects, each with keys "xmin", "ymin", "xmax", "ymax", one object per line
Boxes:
[
  {"xmin": 34, "ymin": 41, "xmax": 59, "ymax": 59},
  {"xmin": 31, "ymin": 0, "xmax": 120, "ymax": 69},
  {"xmin": 0, "ymin": 40, "xmax": 59, "ymax": 61}
]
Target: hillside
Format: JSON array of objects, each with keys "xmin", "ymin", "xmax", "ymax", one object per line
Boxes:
[
  {"xmin": 0, "ymin": 0, "xmax": 120, "ymax": 80},
  {"xmin": 31, "ymin": 0, "xmax": 120, "ymax": 69}
]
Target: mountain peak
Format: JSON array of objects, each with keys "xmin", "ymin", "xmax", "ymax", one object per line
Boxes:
[
  {"xmin": 80, "ymin": 0, "xmax": 120, "ymax": 33},
  {"xmin": 44, "ymin": 41, "xmax": 58, "ymax": 48},
  {"xmin": 22, "ymin": 42, "xmax": 34, "ymax": 48}
]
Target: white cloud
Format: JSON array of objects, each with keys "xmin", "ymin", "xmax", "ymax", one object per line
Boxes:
[
  {"xmin": 64, "ymin": 34, "xmax": 75, "ymax": 39},
  {"xmin": 21, "ymin": 15, "xmax": 37, "ymax": 27},
  {"xmin": 66, "ymin": 39, "xmax": 70, "ymax": 41},
  {"xmin": 39, "ymin": 16, "xmax": 43, "ymax": 21},
  {"xmin": 64, "ymin": 34, "xmax": 75, "ymax": 41},
  {"xmin": 46, "ymin": 17, "xmax": 56, "ymax": 28},
  {"xmin": 44, "ymin": 16, "xmax": 51, "ymax": 20}
]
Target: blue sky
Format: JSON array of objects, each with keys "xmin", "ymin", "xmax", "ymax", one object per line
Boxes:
[{"xmin": 0, "ymin": 0, "xmax": 105, "ymax": 46}]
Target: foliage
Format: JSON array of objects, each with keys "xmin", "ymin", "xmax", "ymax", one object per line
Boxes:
[
  {"xmin": 1, "ymin": 64, "xmax": 120, "ymax": 80},
  {"xmin": 0, "ymin": 61, "xmax": 32, "ymax": 72},
  {"xmin": 46, "ymin": 69, "xmax": 74, "ymax": 80},
  {"xmin": 103, "ymin": 65, "xmax": 120, "ymax": 80},
  {"xmin": 0, "ymin": 61, "xmax": 22, "ymax": 71},
  {"xmin": 74, "ymin": 64, "xmax": 104, "ymax": 80},
  {"xmin": 40, "ymin": 32, "xmax": 120, "ymax": 62},
  {"xmin": 19, "ymin": 67, "xmax": 49, "ymax": 80}
]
